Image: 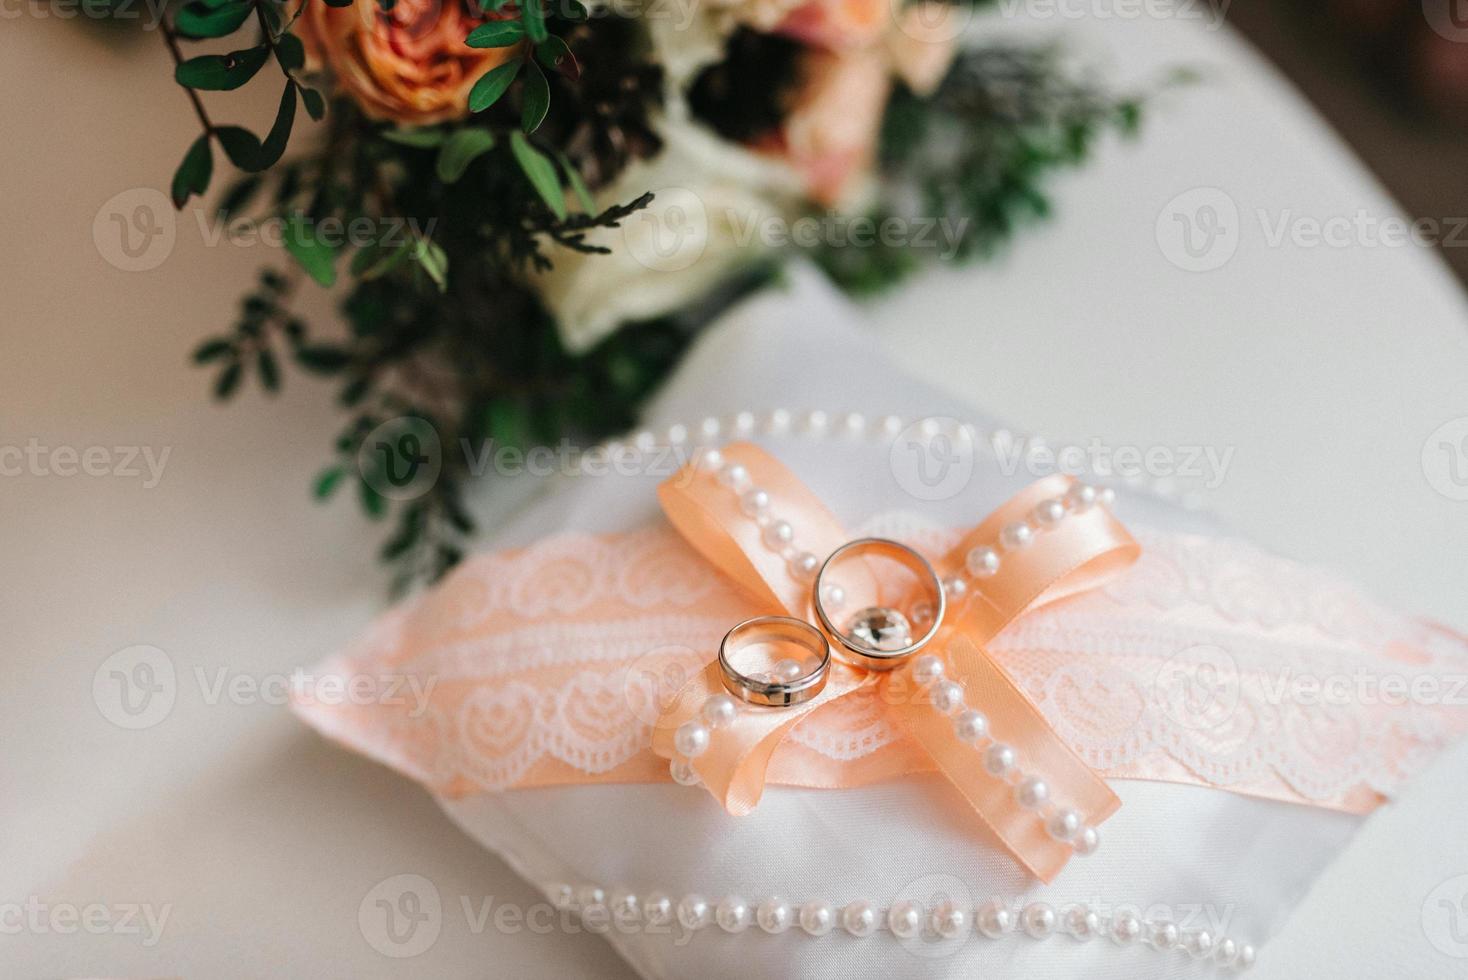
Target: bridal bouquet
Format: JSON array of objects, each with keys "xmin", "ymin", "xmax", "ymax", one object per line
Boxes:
[{"xmin": 158, "ymin": 0, "xmax": 1153, "ymax": 588}]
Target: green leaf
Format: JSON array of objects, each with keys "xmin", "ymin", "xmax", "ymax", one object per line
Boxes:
[
  {"xmin": 359, "ymin": 479, "xmax": 387, "ymax": 519},
  {"xmin": 301, "ymin": 87, "xmax": 326, "ymax": 121},
  {"xmin": 283, "ymin": 212, "xmax": 338, "ymax": 287},
  {"xmin": 174, "ymin": 0, "xmax": 252, "ymax": 39},
  {"xmin": 535, "ymin": 36, "xmax": 579, "ymax": 81},
  {"xmin": 520, "ymin": 0, "xmax": 547, "ymax": 43},
  {"xmin": 556, "ymin": 152, "xmax": 595, "ymax": 214},
  {"xmin": 175, "ymin": 45, "xmax": 270, "ymax": 91},
  {"xmin": 381, "ymin": 128, "xmax": 445, "ymax": 148},
  {"xmin": 520, "ymin": 59, "xmax": 549, "ymax": 133},
  {"xmin": 254, "ymin": 82, "xmax": 298, "ymax": 170},
  {"xmin": 510, "ymin": 130, "xmax": 565, "ymax": 220},
  {"xmin": 435, "ymin": 128, "xmax": 496, "ymax": 184},
  {"xmin": 313, "ymin": 465, "xmax": 346, "ymax": 500},
  {"xmin": 274, "ymin": 33, "xmax": 306, "ymax": 74},
  {"xmin": 171, "ymin": 135, "xmax": 213, "ymax": 209},
  {"xmin": 350, "ymin": 239, "xmax": 412, "ymax": 280},
  {"xmin": 562, "ymin": 0, "xmax": 589, "ymax": 19},
  {"xmin": 465, "ymin": 20, "xmax": 523, "ymax": 47},
  {"xmin": 256, "ymin": 348, "xmax": 281, "ymax": 392},
  {"xmin": 214, "ymin": 126, "xmax": 266, "ymax": 170},
  {"xmin": 214, "ymin": 361, "xmax": 242, "ymax": 399},
  {"xmin": 192, "ymin": 338, "xmax": 233, "ymax": 364},
  {"xmin": 295, "ymin": 345, "xmax": 351, "ymax": 372},
  {"xmin": 411, "ymin": 238, "xmax": 449, "ymax": 292},
  {"xmin": 468, "ymin": 57, "xmax": 521, "ymax": 113}
]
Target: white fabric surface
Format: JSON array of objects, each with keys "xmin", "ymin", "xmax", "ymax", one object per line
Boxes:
[
  {"xmin": 5, "ymin": 5, "xmax": 1468, "ymax": 979},
  {"xmin": 432, "ymin": 266, "xmax": 1361, "ymax": 978}
]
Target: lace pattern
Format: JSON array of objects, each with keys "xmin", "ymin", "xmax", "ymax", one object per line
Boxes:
[{"xmin": 295, "ymin": 515, "xmax": 1468, "ymax": 812}]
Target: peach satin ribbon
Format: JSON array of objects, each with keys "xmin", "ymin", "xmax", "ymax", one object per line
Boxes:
[{"xmin": 651, "ymin": 443, "xmax": 1141, "ymax": 882}]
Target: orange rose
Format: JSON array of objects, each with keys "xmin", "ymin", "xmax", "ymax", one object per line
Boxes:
[{"xmin": 297, "ymin": 0, "xmax": 517, "ymax": 126}]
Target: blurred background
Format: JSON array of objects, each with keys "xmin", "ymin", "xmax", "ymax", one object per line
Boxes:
[{"xmin": 1231, "ymin": 0, "xmax": 1468, "ymax": 283}]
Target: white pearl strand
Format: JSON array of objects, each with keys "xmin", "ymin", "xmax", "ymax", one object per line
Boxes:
[
  {"xmin": 584, "ymin": 409, "xmax": 1199, "ymax": 510},
  {"xmin": 666, "ymin": 449, "xmax": 838, "ymax": 786},
  {"xmin": 910, "ymin": 650, "xmax": 1101, "ymax": 858},
  {"xmin": 545, "ymin": 882, "xmax": 1257, "ymax": 969}
]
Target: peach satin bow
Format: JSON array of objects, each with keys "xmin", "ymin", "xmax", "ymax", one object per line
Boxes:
[{"xmin": 651, "ymin": 443, "xmax": 1141, "ymax": 881}]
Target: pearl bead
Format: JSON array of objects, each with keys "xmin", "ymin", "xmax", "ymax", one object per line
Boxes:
[
  {"xmin": 1149, "ymin": 920, "xmax": 1179, "ymax": 951},
  {"xmin": 880, "ymin": 414, "xmax": 904, "ymax": 436},
  {"xmin": 1064, "ymin": 905, "xmax": 1101, "ymax": 940},
  {"xmin": 1073, "ymin": 825, "xmax": 1100, "ymax": 856},
  {"xmin": 976, "ymin": 899, "xmax": 1013, "ymax": 938},
  {"xmin": 1022, "ymin": 902, "xmax": 1056, "ymax": 939},
  {"xmin": 548, "ymin": 883, "xmax": 574, "ymax": 909},
  {"xmin": 666, "ymin": 423, "xmax": 688, "ymax": 445},
  {"xmin": 701, "ymin": 694, "xmax": 737, "ymax": 729},
  {"xmin": 1185, "ymin": 929, "xmax": 1214, "ymax": 958},
  {"xmin": 674, "ymin": 721, "xmax": 710, "ymax": 758},
  {"xmin": 718, "ymin": 463, "xmax": 751, "ymax": 492},
  {"xmin": 739, "ymin": 488, "xmax": 770, "ymax": 517},
  {"xmin": 1111, "ymin": 910, "xmax": 1142, "ymax": 945},
  {"xmin": 1015, "ymin": 776, "xmax": 1050, "ymax": 809},
  {"xmin": 762, "ymin": 520, "xmax": 794, "ymax": 550},
  {"xmin": 1097, "ymin": 486, "xmax": 1116, "ymax": 508},
  {"xmin": 677, "ymin": 894, "xmax": 711, "ymax": 930},
  {"xmin": 716, "ymin": 895, "xmax": 750, "ymax": 933},
  {"xmin": 669, "ymin": 758, "xmax": 700, "ymax": 786},
  {"xmin": 954, "ymin": 709, "xmax": 989, "ymax": 743},
  {"xmin": 610, "ymin": 889, "xmax": 639, "ymax": 920},
  {"xmin": 1046, "ymin": 807, "xmax": 1082, "ymax": 841},
  {"xmin": 819, "ymin": 583, "xmax": 846, "ymax": 609},
  {"xmin": 643, "ymin": 892, "xmax": 672, "ymax": 926},
  {"xmin": 841, "ymin": 900, "xmax": 877, "ymax": 937},
  {"xmin": 931, "ymin": 680, "xmax": 964, "ymax": 714},
  {"xmin": 789, "ymin": 551, "xmax": 820, "ymax": 581},
  {"xmin": 732, "ymin": 411, "xmax": 756, "ymax": 435},
  {"xmin": 803, "ymin": 410, "xmax": 829, "ymax": 434},
  {"xmin": 888, "ymin": 900, "xmax": 922, "ymax": 939},
  {"xmin": 633, "ymin": 430, "xmax": 656, "ymax": 451},
  {"xmin": 577, "ymin": 885, "xmax": 605, "ymax": 907},
  {"xmin": 697, "ymin": 448, "xmax": 723, "ymax": 471},
  {"xmin": 772, "ymin": 658, "xmax": 804, "ymax": 682},
  {"xmin": 799, "ymin": 900, "xmax": 834, "ymax": 936},
  {"xmin": 1000, "ymin": 522, "xmax": 1034, "ymax": 551},
  {"xmin": 1064, "ymin": 483, "xmax": 1097, "ymax": 511},
  {"xmin": 984, "ymin": 743, "xmax": 1016, "ymax": 777},
  {"xmin": 965, "ymin": 546, "xmax": 1000, "ymax": 578},
  {"xmin": 912, "ymin": 654, "xmax": 945, "ymax": 685},
  {"xmin": 1238, "ymin": 943, "xmax": 1256, "ymax": 969},
  {"xmin": 1034, "ymin": 498, "xmax": 1066, "ymax": 527},
  {"xmin": 931, "ymin": 899, "xmax": 968, "ymax": 939},
  {"xmin": 941, "ymin": 575, "xmax": 968, "ymax": 600},
  {"xmin": 841, "ymin": 412, "xmax": 866, "ymax": 436},
  {"xmin": 1215, "ymin": 937, "xmax": 1238, "ymax": 966},
  {"xmin": 756, "ymin": 898, "xmax": 792, "ymax": 934},
  {"xmin": 911, "ymin": 601, "xmax": 936, "ymax": 627},
  {"xmin": 766, "ymin": 408, "xmax": 791, "ymax": 434}
]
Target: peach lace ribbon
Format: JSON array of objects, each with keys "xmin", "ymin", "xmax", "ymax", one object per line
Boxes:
[{"xmin": 649, "ymin": 444, "xmax": 1139, "ymax": 881}]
